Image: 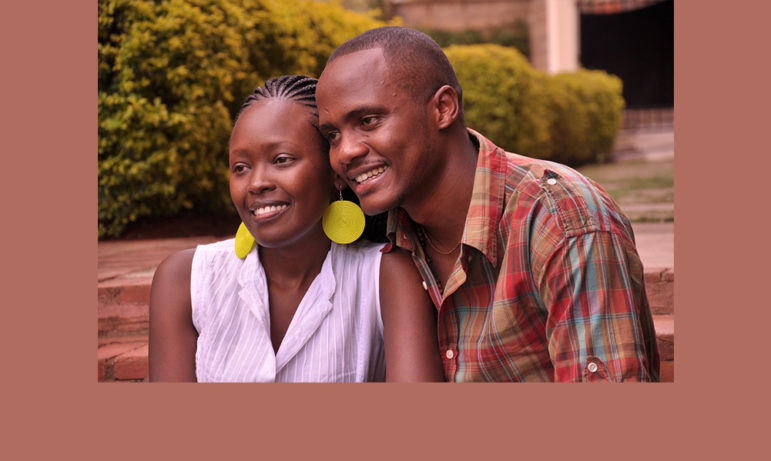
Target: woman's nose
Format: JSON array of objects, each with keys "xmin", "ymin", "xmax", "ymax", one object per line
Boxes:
[{"xmin": 247, "ymin": 166, "xmax": 275, "ymax": 194}]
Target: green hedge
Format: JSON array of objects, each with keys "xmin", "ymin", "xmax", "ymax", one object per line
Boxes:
[
  {"xmin": 98, "ymin": 0, "xmax": 384, "ymax": 238},
  {"xmin": 445, "ymin": 44, "xmax": 624, "ymax": 165},
  {"xmin": 444, "ymin": 44, "xmax": 552, "ymax": 159},
  {"xmin": 100, "ymin": 10, "xmax": 623, "ymax": 238},
  {"xmin": 546, "ymin": 70, "xmax": 625, "ymax": 164}
]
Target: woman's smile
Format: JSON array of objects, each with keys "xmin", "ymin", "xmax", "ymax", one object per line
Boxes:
[{"xmin": 250, "ymin": 202, "xmax": 290, "ymax": 221}]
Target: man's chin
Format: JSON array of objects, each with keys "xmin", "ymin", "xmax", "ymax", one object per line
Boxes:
[{"xmin": 359, "ymin": 195, "xmax": 400, "ymax": 216}]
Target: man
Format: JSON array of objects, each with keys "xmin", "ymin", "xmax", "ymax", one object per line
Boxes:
[{"xmin": 316, "ymin": 26, "xmax": 659, "ymax": 382}]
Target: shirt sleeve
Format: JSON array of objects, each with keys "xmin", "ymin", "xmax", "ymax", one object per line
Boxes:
[{"xmin": 535, "ymin": 229, "xmax": 660, "ymax": 382}]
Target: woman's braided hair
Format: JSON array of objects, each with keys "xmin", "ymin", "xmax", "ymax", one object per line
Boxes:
[{"xmin": 236, "ymin": 75, "xmax": 318, "ymax": 122}]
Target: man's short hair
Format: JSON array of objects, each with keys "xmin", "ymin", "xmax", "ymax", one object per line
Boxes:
[{"xmin": 328, "ymin": 26, "xmax": 464, "ymax": 120}]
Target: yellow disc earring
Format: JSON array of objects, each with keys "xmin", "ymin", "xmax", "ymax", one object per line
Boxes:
[
  {"xmin": 322, "ymin": 189, "xmax": 365, "ymax": 244},
  {"xmin": 234, "ymin": 222, "xmax": 255, "ymax": 259}
]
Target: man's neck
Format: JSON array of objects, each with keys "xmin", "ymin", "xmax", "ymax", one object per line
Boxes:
[{"xmin": 403, "ymin": 129, "xmax": 478, "ymax": 249}]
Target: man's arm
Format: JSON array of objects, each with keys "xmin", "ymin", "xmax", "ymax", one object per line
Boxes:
[{"xmin": 536, "ymin": 230, "xmax": 660, "ymax": 382}]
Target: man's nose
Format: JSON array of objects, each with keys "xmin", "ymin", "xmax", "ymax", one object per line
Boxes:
[{"xmin": 333, "ymin": 133, "xmax": 368, "ymax": 167}]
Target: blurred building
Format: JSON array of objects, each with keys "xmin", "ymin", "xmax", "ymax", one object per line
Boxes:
[{"xmin": 385, "ymin": 0, "xmax": 673, "ymax": 127}]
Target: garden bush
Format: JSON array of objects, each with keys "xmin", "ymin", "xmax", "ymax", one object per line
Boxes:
[
  {"xmin": 444, "ymin": 44, "xmax": 624, "ymax": 166},
  {"xmin": 98, "ymin": 0, "xmax": 384, "ymax": 238},
  {"xmin": 100, "ymin": 6, "xmax": 623, "ymax": 238},
  {"xmin": 444, "ymin": 44, "xmax": 553, "ymax": 158},
  {"xmin": 545, "ymin": 70, "xmax": 625, "ymax": 165}
]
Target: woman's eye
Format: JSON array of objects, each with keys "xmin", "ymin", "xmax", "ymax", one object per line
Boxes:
[
  {"xmin": 274, "ymin": 155, "xmax": 294, "ymax": 165},
  {"xmin": 232, "ymin": 164, "xmax": 248, "ymax": 174},
  {"xmin": 326, "ymin": 131, "xmax": 340, "ymax": 142}
]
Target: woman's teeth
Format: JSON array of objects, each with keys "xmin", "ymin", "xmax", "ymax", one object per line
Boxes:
[
  {"xmin": 354, "ymin": 166, "xmax": 386, "ymax": 184},
  {"xmin": 252, "ymin": 204, "xmax": 287, "ymax": 217}
]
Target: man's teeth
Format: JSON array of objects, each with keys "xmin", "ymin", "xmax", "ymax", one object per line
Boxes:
[
  {"xmin": 354, "ymin": 166, "xmax": 387, "ymax": 184},
  {"xmin": 252, "ymin": 204, "xmax": 287, "ymax": 216}
]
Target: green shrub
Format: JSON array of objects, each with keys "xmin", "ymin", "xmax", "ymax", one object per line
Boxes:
[
  {"xmin": 444, "ymin": 44, "xmax": 624, "ymax": 166},
  {"xmin": 546, "ymin": 70, "xmax": 625, "ymax": 165},
  {"xmin": 444, "ymin": 44, "xmax": 552, "ymax": 158},
  {"xmin": 98, "ymin": 0, "xmax": 384, "ymax": 238},
  {"xmin": 422, "ymin": 20, "xmax": 529, "ymax": 58}
]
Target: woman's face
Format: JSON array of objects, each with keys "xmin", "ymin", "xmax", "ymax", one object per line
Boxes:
[{"xmin": 229, "ymin": 98, "xmax": 334, "ymax": 249}]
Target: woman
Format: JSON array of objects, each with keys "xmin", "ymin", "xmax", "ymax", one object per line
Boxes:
[{"xmin": 149, "ymin": 75, "xmax": 444, "ymax": 382}]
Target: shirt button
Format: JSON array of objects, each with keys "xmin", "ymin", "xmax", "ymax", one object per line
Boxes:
[
  {"xmin": 445, "ymin": 349, "xmax": 454, "ymax": 359},
  {"xmin": 422, "ymin": 280, "xmax": 428, "ymax": 290},
  {"xmin": 587, "ymin": 362, "xmax": 599, "ymax": 373},
  {"xmin": 547, "ymin": 178, "xmax": 557, "ymax": 185}
]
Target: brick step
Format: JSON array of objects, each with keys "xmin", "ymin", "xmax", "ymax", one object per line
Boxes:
[
  {"xmin": 98, "ymin": 282, "xmax": 151, "ymax": 307},
  {"xmin": 98, "ymin": 336, "xmax": 148, "ymax": 382},
  {"xmin": 653, "ymin": 315, "xmax": 674, "ymax": 362},
  {"xmin": 97, "ymin": 268, "xmax": 674, "ymax": 335},
  {"xmin": 654, "ymin": 314, "xmax": 674, "ymax": 383},
  {"xmin": 98, "ymin": 282, "xmax": 152, "ymax": 339},
  {"xmin": 97, "ymin": 315, "xmax": 674, "ymax": 382},
  {"xmin": 99, "ymin": 303, "xmax": 148, "ymax": 338},
  {"xmin": 645, "ymin": 268, "xmax": 674, "ymax": 315}
]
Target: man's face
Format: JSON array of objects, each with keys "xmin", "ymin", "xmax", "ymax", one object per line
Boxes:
[{"xmin": 316, "ymin": 48, "xmax": 437, "ymax": 216}]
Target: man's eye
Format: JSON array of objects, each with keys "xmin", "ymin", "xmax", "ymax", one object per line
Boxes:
[
  {"xmin": 361, "ymin": 116, "xmax": 378, "ymax": 127},
  {"xmin": 232, "ymin": 164, "xmax": 248, "ymax": 174},
  {"xmin": 326, "ymin": 131, "xmax": 340, "ymax": 142}
]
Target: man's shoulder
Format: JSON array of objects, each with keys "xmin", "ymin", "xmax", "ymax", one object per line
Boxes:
[{"xmin": 498, "ymin": 151, "xmax": 630, "ymax": 239}]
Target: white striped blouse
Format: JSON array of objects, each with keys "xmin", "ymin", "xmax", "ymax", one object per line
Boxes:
[{"xmin": 191, "ymin": 239, "xmax": 386, "ymax": 382}]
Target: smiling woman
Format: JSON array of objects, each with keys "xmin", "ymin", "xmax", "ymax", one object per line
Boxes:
[{"xmin": 148, "ymin": 75, "xmax": 444, "ymax": 383}]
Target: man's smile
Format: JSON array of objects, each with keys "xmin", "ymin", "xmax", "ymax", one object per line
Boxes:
[{"xmin": 352, "ymin": 165, "xmax": 388, "ymax": 184}]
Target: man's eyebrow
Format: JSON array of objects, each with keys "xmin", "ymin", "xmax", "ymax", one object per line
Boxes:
[{"xmin": 319, "ymin": 106, "xmax": 386, "ymax": 132}]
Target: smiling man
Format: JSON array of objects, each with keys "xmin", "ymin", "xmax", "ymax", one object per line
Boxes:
[{"xmin": 316, "ymin": 27, "xmax": 660, "ymax": 382}]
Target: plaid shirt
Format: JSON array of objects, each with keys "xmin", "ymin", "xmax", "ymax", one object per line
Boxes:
[{"xmin": 384, "ymin": 129, "xmax": 660, "ymax": 382}]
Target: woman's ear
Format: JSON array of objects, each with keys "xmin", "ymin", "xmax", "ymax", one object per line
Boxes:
[{"xmin": 431, "ymin": 85, "xmax": 460, "ymax": 130}]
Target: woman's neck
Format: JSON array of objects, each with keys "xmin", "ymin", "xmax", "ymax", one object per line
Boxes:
[{"xmin": 258, "ymin": 226, "xmax": 331, "ymax": 289}]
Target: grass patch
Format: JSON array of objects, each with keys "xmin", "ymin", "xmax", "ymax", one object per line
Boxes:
[{"xmin": 577, "ymin": 159, "xmax": 673, "ymax": 222}]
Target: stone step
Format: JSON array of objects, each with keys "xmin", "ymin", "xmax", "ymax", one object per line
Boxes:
[
  {"xmin": 97, "ymin": 315, "xmax": 674, "ymax": 382},
  {"xmin": 98, "ymin": 337, "xmax": 148, "ymax": 382},
  {"xmin": 645, "ymin": 268, "xmax": 674, "ymax": 315},
  {"xmin": 97, "ymin": 267, "xmax": 674, "ymax": 336},
  {"xmin": 653, "ymin": 315, "xmax": 674, "ymax": 362},
  {"xmin": 99, "ymin": 303, "xmax": 148, "ymax": 338}
]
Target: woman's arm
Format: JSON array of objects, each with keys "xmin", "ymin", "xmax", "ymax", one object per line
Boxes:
[
  {"xmin": 148, "ymin": 248, "xmax": 197, "ymax": 382},
  {"xmin": 380, "ymin": 248, "xmax": 445, "ymax": 382}
]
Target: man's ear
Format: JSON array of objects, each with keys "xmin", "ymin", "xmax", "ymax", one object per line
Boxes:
[
  {"xmin": 334, "ymin": 173, "xmax": 348, "ymax": 193},
  {"xmin": 431, "ymin": 85, "xmax": 460, "ymax": 130}
]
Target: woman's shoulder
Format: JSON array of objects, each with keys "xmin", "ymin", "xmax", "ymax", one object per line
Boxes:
[
  {"xmin": 332, "ymin": 240, "xmax": 385, "ymax": 265},
  {"xmin": 192, "ymin": 238, "xmax": 247, "ymax": 268},
  {"xmin": 195, "ymin": 238, "xmax": 238, "ymax": 256},
  {"xmin": 153, "ymin": 247, "xmax": 196, "ymax": 287}
]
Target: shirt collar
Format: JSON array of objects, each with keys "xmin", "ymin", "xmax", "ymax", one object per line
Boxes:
[{"xmin": 385, "ymin": 128, "xmax": 506, "ymax": 266}]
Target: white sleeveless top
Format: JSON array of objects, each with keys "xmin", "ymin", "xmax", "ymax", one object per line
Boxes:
[{"xmin": 191, "ymin": 239, "xmax": 386, "ymax": 382}]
